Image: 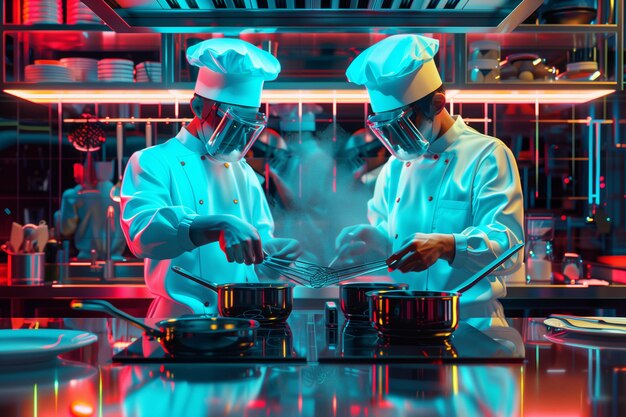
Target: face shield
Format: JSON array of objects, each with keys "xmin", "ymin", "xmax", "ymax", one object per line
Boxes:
[
  {"xmin": 366, "ymin": 105, "xmax": 430, "ymax": 161},
  {"xmin": 202, "ymin": 103, "xmax": 267, "ymax": 162}
]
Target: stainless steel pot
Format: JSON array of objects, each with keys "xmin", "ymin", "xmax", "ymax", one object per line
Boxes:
[
  {"xmin": 368, "ymin": 243, "xmax": 524, "ymax": 339},
  {"xmin": 172, "ymin": 266, "xmax": 294, "ymax": 325},
  {"xmin": 339, "ymin": 281, "xmax": 408, "ymax": 321}
]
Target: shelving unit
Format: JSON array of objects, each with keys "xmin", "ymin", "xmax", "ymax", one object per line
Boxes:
[{"xmin": 0, "ymin": 0, "xmax": 624, "ymax": 252}]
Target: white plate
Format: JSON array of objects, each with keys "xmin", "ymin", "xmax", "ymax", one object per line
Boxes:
[
  {"xmin": 543, "ymin": 316, "xmax": 626, "ymax": 338},
  {"xmin": 0, "ymin": 329, "xmax": 97, "ymax": 365},
  {"xmin": 544, "ymin": 331, "xmax": 626, "ymax": 350}
]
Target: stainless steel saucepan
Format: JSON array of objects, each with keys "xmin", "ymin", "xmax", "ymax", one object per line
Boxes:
[{"xmin": 367, "ymin": 243, "xmax": 525, "ymax": 339}]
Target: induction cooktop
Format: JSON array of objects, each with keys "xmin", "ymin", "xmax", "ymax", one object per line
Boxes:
[
  {"xmin": 318, "ymin": 317, "xmax": 525, "ymax": 363},
  {"xmin": 113, "ymin": 322, "xmax": 307, "ymax": 363}
]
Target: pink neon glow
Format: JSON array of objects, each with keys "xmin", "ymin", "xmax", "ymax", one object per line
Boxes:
[{"xmin": 4, "ymin": 88, "xmax": 614, "ymax": 105}]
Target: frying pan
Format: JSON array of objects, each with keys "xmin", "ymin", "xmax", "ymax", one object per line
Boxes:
[
  {"xmin": 70, "ymin": 299, "xmax": 259, "ymax": 356},
  {"xmin": 171, "ymin": 266, "xmax": 293, "ymax": 325},
  {"xmin": 339, "ymin": 282, "xmax": 409, "ymax": 321},
  {"xmin": 368, "ymin": 243, "xmax": 525, "ymax": 340}
]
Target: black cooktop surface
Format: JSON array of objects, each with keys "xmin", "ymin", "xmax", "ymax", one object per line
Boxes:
[
  {"xmin": 318, "ymin": 317, "xmax": 524, "ymax": 363},
  {"xmin": 113, "ymin": 314, "xmax": 310, "ymax": 363}
]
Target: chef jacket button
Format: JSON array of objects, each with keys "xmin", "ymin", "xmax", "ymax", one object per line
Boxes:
[
  {"xmin": 201, "ymin": 155, "xmax": 206, "ymax": 160},
  {"xmin": 199, "ymin": 200, "xmax": 204, "ymax": 205},
  {"xmin": 444, "ymin": 159, "xmax": 449, "ymax": 164},
  {"xmin": 428, "ymin": 196, "xmax": 433, "ymax": 201},
  {"xmin": 180, "ymin": 161, "xmax": 186, "ymax": 166},
  {"xmin": 433, "ymin": 154, "xmax": 439, "ymax": 160},
  {"xmin": 396, "ymin": 197, "xmax": 401, "ymax": 203},
  {"xmin": 233, "ymin": 199, "xmax": 239, "ymax": 204},
  {"xmin": 203, "ymin": 301, "xmax": 210, "ymax": 307},
  {"xmin": 224, "ymin": 163, "xmax": 230, "ymax": 168},
  {"xmin": 405, "ymin": 162, "xmax": 411, "ymax": 167}
]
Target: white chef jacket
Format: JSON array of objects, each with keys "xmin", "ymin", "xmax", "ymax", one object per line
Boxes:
[
  {"xmin": 59, "ymin": 182, "xmax": 126, "ymax": 260},
  {"xmin": 120, "ymin": 127, "xmax": 274, "ymax": 317},
  {"xmin": 368, "ymin": 115, "xmax": 524, "ymax": 318}
]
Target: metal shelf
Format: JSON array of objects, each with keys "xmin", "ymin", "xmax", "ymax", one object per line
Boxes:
[
  {"xmin": 514, "ymin": 24, "xmax": 620, "ymax": 33},
  {"xmin": 0, "ymin": 24, "xmax": 110, "ymax": 31}
]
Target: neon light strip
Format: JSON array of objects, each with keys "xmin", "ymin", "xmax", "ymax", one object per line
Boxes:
[{"xmin": 4, "ymin": 88, "xmax": 615, "ymax": 105}]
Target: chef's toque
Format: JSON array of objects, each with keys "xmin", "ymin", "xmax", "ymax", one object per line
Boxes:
[
  {"xmin": 186, "ymin": 38, "xmax": 281, "ymax": 108},
  {"xmin": 345, "ymin": 34, "xmax": 442, "ymax": 113}
]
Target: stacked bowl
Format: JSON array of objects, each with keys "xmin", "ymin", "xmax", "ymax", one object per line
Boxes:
[
  {"xmin": 60, "ymin": 58, "xmax": 98, "ymax": 82},
  {"xmin": 23, "ymin": 0, "xmax": 63, "ymax": 24},
  {"xmin": 67, "ymin": 0, "xmax": 101, "ymax": 24},
  {"xmin": 25, "ymin": 62, "xmax": 73, "ymax": 82},
  {"xmin": 135, "ymin": 61, "xmax": 162, "ymax": 83},
  {"xmin": 98, "ymin": 59, "xmax": 134, "ymax": 82}
]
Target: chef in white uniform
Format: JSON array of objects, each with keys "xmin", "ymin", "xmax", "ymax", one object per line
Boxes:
[
  {"xmin": 335, "ymin": 34, "xmax": 524, "ymax": 319},
  {"xmin": 121, "ymin": 38, "xmax": 300, "ymax": 318}
]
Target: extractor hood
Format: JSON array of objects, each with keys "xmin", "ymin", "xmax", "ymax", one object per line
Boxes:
[{"xmin": 82, "ymin": 0, "xmax": 543, "ymax": 33}]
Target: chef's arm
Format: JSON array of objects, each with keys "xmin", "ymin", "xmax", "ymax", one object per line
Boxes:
[
  {"xmin": 121, "ymin": 152, "xmax": 200, "ymax": 260},
  {"xmin": 450, "ymin": 144, "xmax": 524, "ymax": 275},
  {"xmin": 367, "ymin": 161, "xmax": 393, "ymax": 241}
]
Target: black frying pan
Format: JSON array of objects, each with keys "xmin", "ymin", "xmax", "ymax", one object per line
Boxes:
[
  {"xmin": 70, "ymin": 299, "xmax": 259, "ymax": 356},
  {"xmin": 171, "ymin": 266, "xmax": 294, "ymax": 325},
  {"xmin": 368, "ymin": 243, "xmax": 525, "ymax": 339}
]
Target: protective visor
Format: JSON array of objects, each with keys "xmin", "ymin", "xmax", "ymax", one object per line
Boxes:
[
  {"xmin": 366, "ymin": 106, "xmax": 429, "ymax": 161},
  {"xmin": 206, "ymin": 105, "xmax": 267, "ymax": 162}
]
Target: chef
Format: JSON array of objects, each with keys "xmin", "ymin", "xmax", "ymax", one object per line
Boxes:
[
  {"xmin": 121, "ymin": 38, "xmax": 300, "ymax": 318},
  {"xmin": 335, "ymin": 34, "xmax": 524, "ymax": 319},
  {"xmin": 57, "ymin": 160, "xmax": 126, "ymax": 260}
]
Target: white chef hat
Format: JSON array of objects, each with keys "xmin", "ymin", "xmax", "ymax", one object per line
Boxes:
[
  {"xmin": 271, "ymin": 103, "xmax": 323, "ymax": 132},
  {"xmin": 345, "ymin": 34, "xmax": 442, "ymax": 113},
  {"xmin": 186, "ymin": 38, "xmax": 281, "ymax": 108}
]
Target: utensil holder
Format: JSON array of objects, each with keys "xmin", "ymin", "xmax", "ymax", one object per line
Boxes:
[{"xmin": 8, "ymin": 252, "xmax": 45, "ymax": 285}]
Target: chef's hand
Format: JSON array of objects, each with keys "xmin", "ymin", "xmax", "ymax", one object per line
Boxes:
[
  {"xmin": 264, "ymin": 237, "xmax": 302, "ymax": 261},
  {"xmin": 190, "ymin": 215, "xmax": 264, "ymax": 265},
  {"xmin": 332, "ymin": 224, "xmax": 389, "ymax": 268},
  {"xmin": 387, "ymin": 233, "xmax": 455, "ymax": 273}
]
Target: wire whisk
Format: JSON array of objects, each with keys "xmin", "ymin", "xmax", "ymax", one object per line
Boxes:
[{"xmin": 262, "ymin": 253, "xmax": 389, "ymax": 288}]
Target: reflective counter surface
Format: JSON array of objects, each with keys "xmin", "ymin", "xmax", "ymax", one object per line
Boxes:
[{"xmin": 1, "ymin": 313, "xmax": 625, "ymax": 417}]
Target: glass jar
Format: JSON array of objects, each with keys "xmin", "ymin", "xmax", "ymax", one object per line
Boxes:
[
  {"xmin": 468, "ymin": 59, "xmax": 500, "ymax": 83},
  {"xmin": 525, "ymin": 216, "xmax": 555, "ymax": 283},
  {"xmin": 561, "ymin": 253, "xmax": 584, "ymax": 284}
]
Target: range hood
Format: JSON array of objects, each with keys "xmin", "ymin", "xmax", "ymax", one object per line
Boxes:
[{"xmin": 82, "ymin": 0, "xmax": 542, "ymax": 33}]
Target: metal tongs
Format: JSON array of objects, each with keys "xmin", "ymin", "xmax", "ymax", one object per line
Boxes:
[{"xmin": 262, "ymin": 252, "xmax": 389, "ymax": 288}]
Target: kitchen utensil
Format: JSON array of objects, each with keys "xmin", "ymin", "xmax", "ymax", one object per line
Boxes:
[
  {"xmin": 35, "ymin": 220, "xmax": 49, "ymax": 252},
  {"xmin": 0, "ymin": 329, "xmax": 97, "ymax": 365},
  {"xmin": 261, "ymin": 254, "xmax": 333, "ymax": 287},
  {"xmin": 171, "ymin": 266, "xmax": 294, "ymax": 325},
  {"xmin": 20, "ymin": 224, "xmax": 37, "ymax": 253},
  {"xmin": 263, "ymin": 255, "xmax": 390, "ymax": 288},
  {"xmin": 71, "ymin": 299, "xmax": 259, "ymax": 356},
  {"xmin": 368, "ymin": 243, "xmax": 524, "ymax": 339},
  {"xmin": 340, "ymin": 282, "xmax": 409, "ymax": 321},
  {"xmin": 545, "ymin": 315, "xmax": 626, "ymax": 334},
  {"xmin": 10, "ymin": 222, "xmax": 23, "ymax": 254}
]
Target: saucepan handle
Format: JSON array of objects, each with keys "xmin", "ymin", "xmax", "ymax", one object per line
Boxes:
[
  {"xmin": 454, "ymin": 242, "xmax": 525, "ymax": 294},
  {"xmin": 171, "ymin": 265, "xmax": 220, "ymax": 292},
  {"xmin": 71, "ymin": 299, "xmax": 161, "ymax": 337}
]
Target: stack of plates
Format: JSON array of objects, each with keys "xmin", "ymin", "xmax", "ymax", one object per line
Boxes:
[
  {"xmin": 25, "ymin": 63, "xmax": 73, "ymax": 82},
  {"xmin": 60, "ymin": 57, "xmax": 98, "ymax": 82},
  {"xmin": 23, "ymin": 0, "xmax": 63, "ymax": 24},
  {"xmin": 67, "ymin": 0, "xmax": 101, "ymax": 24},
  {"xmin": 135, "ymin": 61, "xmax": 162, "ymax": 83},
  {"xmin": 98, "ymin": 58, "xmax": 135, "ymax": 82}
]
